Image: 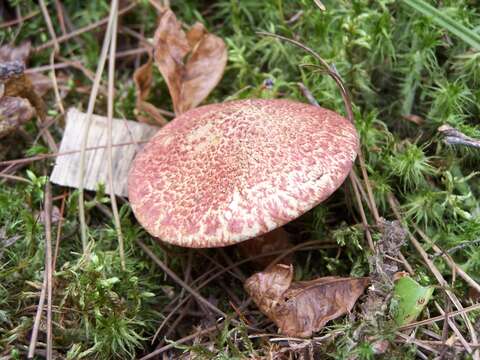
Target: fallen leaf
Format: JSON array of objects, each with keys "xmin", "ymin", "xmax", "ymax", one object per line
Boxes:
[
  {"xmin": 391, "ymin": 275, "xmax": 434, "ymax": 326},
  {"xmin": 1, "ymin": 61, "xmax": 47, "ymax": 122},
  {"xmin": 133, "ymin": 57, "xmax": 167, "ymax": 125},
  {"xmin": 0, "ymin": 96, "xmax": 35, "ymax": 138},
  {"xmin": 238, "ymin": 228, "xmax": 293, "ymax": 268},
  {"xmin": 244, "ymin": 264, "xmax": 369, "ymax": 337},
  {"xmin": 153, "ymin": 9, "xmax": 227, "ymax": 115},
  {"xmin": 0, "ymin": 42, "xmax": 52, "ymax": 99},
  {"xmin": 0, "ymin": 42, "xmax": 31, "ymax": 62},
  {"xmin": 28, "ymin": 72, "xmax": 53, "ymax": 97}
]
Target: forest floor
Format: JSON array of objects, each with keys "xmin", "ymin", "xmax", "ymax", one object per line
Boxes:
[{"xmin": 1, "ymin": 0, "xmax": 480, "ymax": 359}]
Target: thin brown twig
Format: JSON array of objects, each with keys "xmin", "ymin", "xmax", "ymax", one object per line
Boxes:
[
  {"xmin": 78, "ymin": 0, "xmax": 120, "ymax": 253},
  {"xmin": 440, "ymin": 295, "xmax": 451, "ymax": 359},
  {"xmin": 34, "ymin": 2, "xmax": 137, "ymax": 52},
  {"xmin": 44, "ymin": 182, "xmax": 53, "ymax": 360},
  {"xmin": 136, "ymin": 239, "xmax": 228, "ymax": 319},
  {"xmin": 0, "ymin": 140, "xmax": 149, "ymax": 168},
  {"xmin": 140, "ymin": 325, "xmax": 218, "ymax": 360},
  {"xmin": 0, "ymin": 10, "xmax": 40, "ymax": 29},
  {"xmin": 27, "ymin": 277, "xmax": 47, "ymax": 358},
  {"xmin": 350, "ymin": 173, "xmax": 375, "ymax": 252},
  {"xmin": 435, "ymin": 302, "xmax": 472, "ymax": 353},
  {"xmin": 399, "ymin": 303, "xmax": 480, "ymax": 330},
  {"xmin": 396, "ymin": 331, "xmax": 439, "ymax": 354},
  {"xmin": 106, "ymin": 1, "xmax": 126, "ymax": 270},
  {"xmin": 39, "ymin": 0, "xmax": 65, "ymax": 116},
  {"xmin": 54, "ymin": 0, "xmax": 68, "ymax": 35},
  {"xmin": 39, "ymin": 0, "xmax": 59, "ymax": 51},
  {"xmin": 388, "ymin": 194, "xmax": 479, "ymax": 359},
  {"xmin": 414, "ymin": 226, "xmax": 480, "ymax": 294},
  {"xmin": 52, "ymin": 191, "xmax": 68, "ymax": 270},
  {"xmin": 0, "ymin": 173, "xmax": 30, "ymax": 183}
]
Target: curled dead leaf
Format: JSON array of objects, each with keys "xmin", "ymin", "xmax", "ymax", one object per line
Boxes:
[
  {"xmin": 0, "ymin": 43, "xmax": 51, "ymax": 121},
  {"xmin": 0, "ymin": 42, "xmax": 31, "ymax": 63},
  {"xmin": 0, "ymin": 96, "xmax": 35, "ymax": 138},
  {"xmin": 153, "ymin": 9, "xmax": 227, "ymax": 115},
  {"xmin": 244, "ymin": 264, "xmax": 369, "ymax": 337},
  {"xmin": 28, "ymin": 72, "xmax": 53, "ymax": 97},
  {"xmin": 133, "ymin": 57, "xmax": 167, "ymax": 126}
]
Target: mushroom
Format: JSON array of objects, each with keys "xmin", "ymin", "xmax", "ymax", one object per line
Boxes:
[{"xmin": 128, "ymin": 99, "xmax": 358, "ymax": 251}]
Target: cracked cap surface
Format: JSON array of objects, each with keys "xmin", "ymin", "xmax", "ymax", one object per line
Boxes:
[{"xmin": 128, "ymin": 99, "xmax": 359, "ymax": 248}]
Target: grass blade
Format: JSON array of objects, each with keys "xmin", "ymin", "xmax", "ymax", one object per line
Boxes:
[{"xmin": 403, "ymin": 0, "xmax": 480, "ymax": 50}]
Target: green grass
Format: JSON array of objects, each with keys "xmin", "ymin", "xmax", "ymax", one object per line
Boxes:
[{"xmin": 1, "ymin": 0, "xmax": 480, "ymax": 358}]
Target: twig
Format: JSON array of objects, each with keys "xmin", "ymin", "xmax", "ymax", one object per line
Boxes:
[
  {"xmin": 27, "ymin": 277, "xmax": 47, "ymax": 358},
  {"xmin": 297, "ymin": 83, "xmax": 319, "ymax": 106},
  {"xmin": 435, "ymin": 302, "xmax": 472, "ymax": 353},
  {"xmin": 350, "ymin": 173, "xmax": 375, "ymax": 252},
  {"xmin": 0, "ymin": 140, "xmax": 148, "ymax": 168},
  {"xmin": 54, "ymin": 0, "xmax": 68, "ymax": 35},
  {"xmin": 439, "ymin": 239, "xmax": 480, "ymax": 257},
  {"xmin": 44, "ymin": 182, "xmax": 53, "ymax": 360},
  {"xmin": 0, "ymin": 173, "xmax": 30, "ymax": 183},
  {"xmin": 440, "ymin": 295, "xmax": 451, "ymax": 358},
  {"xmin": 106, "ymin": 1, "xmax": 126, "ymax": 270},
  {"xmin": 136, "ymin": 240, "xmax": 228, "ymax": 319},
  {"xmin": 34, "ymin": 2, "xmax": 137, "ymax": 52},
  {"xmin": 39, "ymin": 0, "xmax": 59, "ymax": 51},
  {"xmin": 0, "ymin": 10, "xmax": 40, "ymax": 29},
  {"xmin": 52, "ymin": 191, "xmax": 68, "ymax": 270},
  {"xmin": 140, "ymin": 325, "xmax": 218, "ymax": 360},
  {"xmin": 39, "ymin": 0, "xmax": 65, "ymax": 115},
  {"xmin": 415, "ymin": 226, "xmax": 480, "ymax": 295},
  {"xmin": 399, "ymin": 303, "xmax": 480, "ymax": 330},
  {"xmin": 396, "ymin": 331, "xmax": 439, "ymax": 354},
  {"xmin": 77, "ymin": 0, "xmax": 119, "ymax": 254},
  {"xmin": 388, "ymin": 194, "xmax": 479, "ymax": 359}
]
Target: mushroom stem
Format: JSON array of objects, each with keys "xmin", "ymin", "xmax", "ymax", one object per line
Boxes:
[{"xmin": 238, "ymin": 227, "xmax": 293, "ymax": 268}]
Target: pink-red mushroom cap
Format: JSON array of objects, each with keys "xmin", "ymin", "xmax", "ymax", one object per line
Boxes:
[{"xmin": 128, "ymin": 99, "xmax": 359, "ymax": 248}]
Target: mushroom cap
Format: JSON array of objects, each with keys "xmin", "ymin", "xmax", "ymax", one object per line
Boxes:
[{"xmin": 128, "ymin": 99, "xmax": 358, "ymax": 248}]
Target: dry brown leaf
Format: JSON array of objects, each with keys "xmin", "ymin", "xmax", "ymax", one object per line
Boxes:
[
  {"xmin": 133, "ymin": 57, "xmax": 167, "ymax": 126},
  {"xmin": 0, "ymin": 42, "xmax": 31, "ymax": 63},
  {"xmin": 27, "ymin": 72, "xmax": 53, "ymax": 97},
  {"xmin": 0, "ymin": 96, "xmax": 35, "ymax": 138},
  {"xmin": 238, "ymin": 228, "xmax": 293, "ymax": 268},
  {"xmin": 244, "ymin": 264, "xmax": 369, "ymax": 337},
  {"xmin": 153, "ymin": 9, "xmax": 227, "ymax": 115},
  {"xmin": 2, "ymin": 64, "xmax": 47, "ymax": 122},
  {"xmin": 0, "ymin": 42, "xmax": 51, "ymax": 121}
]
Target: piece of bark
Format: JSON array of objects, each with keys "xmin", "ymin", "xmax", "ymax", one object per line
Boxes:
[{"xmin": 50, "ymin": 108, "xmax": 159, "ymax": 197}]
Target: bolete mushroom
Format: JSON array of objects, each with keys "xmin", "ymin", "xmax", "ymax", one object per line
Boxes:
[{"xmin": 128, "ymin": 99, "xmax": 358, "ymax": 248}]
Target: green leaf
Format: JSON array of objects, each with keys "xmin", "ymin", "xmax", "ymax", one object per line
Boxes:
[
  {"xmin": 402, "ymin": 0, "xmax": 480, "ymax": 50},
  {"xmin": 392, "ymin": 276, "xmax": 434, "ymax": 325}
]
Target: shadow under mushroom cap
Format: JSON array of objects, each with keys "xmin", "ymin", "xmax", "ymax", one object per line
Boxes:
[{"xmin": 128, "ymin": 99, "xmax": 359, "ymax": 248}]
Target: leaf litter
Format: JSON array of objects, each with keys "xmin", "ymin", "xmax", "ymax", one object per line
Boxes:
[
  {"xmin": 0, "ymin": 42, "xmax": 52, "ymax": 138},
  {"xmin": 244, "ymin": 263, "xmax": 369, "ymax": 337},
  {"xmin": 133, "ymin": 8, "xmax": 227, "ymax": 124}
]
